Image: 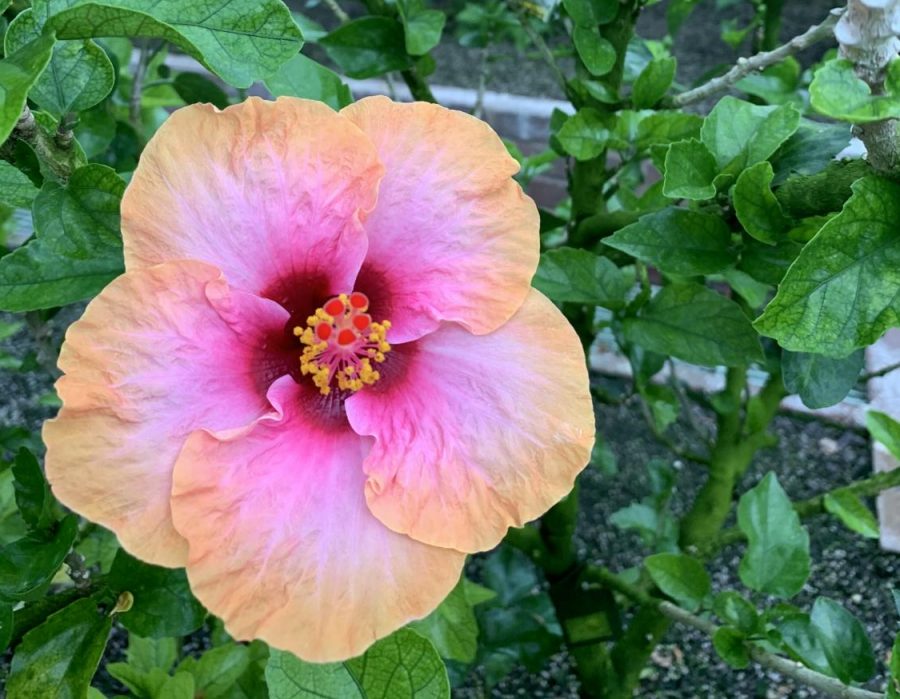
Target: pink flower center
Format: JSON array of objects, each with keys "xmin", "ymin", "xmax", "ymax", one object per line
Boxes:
[{"xmin": 293, "ymin": 292, "xmax": 391, "ymax": 396}]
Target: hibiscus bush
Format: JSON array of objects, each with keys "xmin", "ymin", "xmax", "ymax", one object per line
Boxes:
[{"xmin": 1, "ymin": 0, "xmax": 900, "ymax": 697}]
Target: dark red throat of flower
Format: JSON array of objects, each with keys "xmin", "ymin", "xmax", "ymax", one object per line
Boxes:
[{"xmin": 294, "ymin": 292, "xmax": 391, "ymax": 396}]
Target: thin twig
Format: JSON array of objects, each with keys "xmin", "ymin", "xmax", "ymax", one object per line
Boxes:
[
  {"xmin": 323, "ymin": 0, "xmax": 350, "ymax": 23},
  {"xmin": 130, "ymin": 40, "xmax": 150, "ymax": 131},
  {"xmin": 672, "ymin": 8, "xmax": 843, "ymax": 107},
  {"xmin": 474, "ymin": 47, "xmax": 491, "ymax": 119},
  {"xmin": 637, "ymin": 390, "xmax": 712, "ymax": 466},
  {"xmin": 518, "ymin": 11, "xmax": 568, "ymax": 95},
  {"xmin": 12, "ymin": 106, "xmax": 77, "ymax": 182},
  {"xmin": 590, "ymin": 567, "xmax": 883, "ymax": 699},
  {"xmin": 861, "ymin": 359, "xmax": 900, "ymax": 382},
  {"xmin": 667, "ymin": 360, "xmax": 713, "ymax": 449}
]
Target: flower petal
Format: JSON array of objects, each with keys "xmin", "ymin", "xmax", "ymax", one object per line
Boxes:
[
  {"xmin": 122, "ymin": 97, "xmax": 383, "ymax": 302},
  {"xmin": 342, "ymin": 96, "xmax": 540, "ymax": 342},
  {"xmin": 170, "ymin": 376, "xmax": 465, "ymax": 662},
  {"xmin": 346, "ymin": 290, "xmax": 594, "ymax": 553},
  {"xmin": 43, "ymin": 261, "xmax": 287, "ymax": 567}
]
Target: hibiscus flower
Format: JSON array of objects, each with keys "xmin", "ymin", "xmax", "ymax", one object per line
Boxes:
[{"xmin": 44, "ymin": 96, "xmax": 595, "ymax": 661}]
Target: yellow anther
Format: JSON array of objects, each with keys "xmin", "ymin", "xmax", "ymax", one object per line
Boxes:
[{"xmin": 297, "ymin": 295, "xmax": 392, "ymax": 396}]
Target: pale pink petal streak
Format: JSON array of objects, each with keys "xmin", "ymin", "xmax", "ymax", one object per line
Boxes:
[
  {"xmin": 170, "ymin": 376, "xmax": 466, "ymax": 662},
  {"xmin": 343, "ymin": 96, "xmax": 540, "ymax": 342},
  {"xmin": 122, "ymin": 98, "xmax": 383, "ymax": 300},
  {"xmin": 346, "ymin": 290, "xmax": 595, "ymax": 553},
  {"xmin": 43, "ymin": 261, "xmax": 287, "ymax": 567}
]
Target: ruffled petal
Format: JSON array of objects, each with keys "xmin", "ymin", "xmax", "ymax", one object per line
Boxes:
[
  {"xmin": 342, "ymin": 96, "xmax": 540, "ymax": 342},
  {"xmin": 43, "ymin": 261, "xmax": 287, "ymax": 567},
  {"xmin": 346, "ymin": 290, "xmax": 594, "ymax": 553},
  {"xmin": 122, "ymin": 97, "xmax": 383, "ymax": 303},
  {"xmin": 170, "ymin": 376, "xmax": 466, "ymax": 662}
]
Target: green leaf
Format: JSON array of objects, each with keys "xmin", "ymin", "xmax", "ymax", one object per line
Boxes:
[
  {"xmin": 266, "ymin": 629, "xmax": 449, "ymax": 699},
  {"xmin": 712, "ymin": 627, "xmax": 750, "ymax": 669},
  {"xmin": 108, "ymin": 663, "xmax": 195, "ymax": 698},
  {"xmin": 889, "ymin": 632, "xmax": 900, "ymax": 699},
  {"xmin": 701, "ymin": 97, "xmax": 800, "ymax": 174},
  {"xmin": 573, "ymin": 25, "xmax": 616, "ymax": 77},
  {"xmin": 636, "ymin": 112, "xmax": 702, "ymax": 150},
  {"xmin": 7, "ymin": 598, "xmax": 112, "ymax": 697},
  {"xmin": 640, "ymin": 382, "xmax": 679, "ymax": 433},
  {"xmin": 0, "ymin": 164, "xmax": 125, "ymax": 312},
  {"xmin": 632, "ymin": 56, "xmax": 676, "ymax": 109},
  {"xmin": 590, "ymin": 436, "xmax": 618, "ymax": 475},
  {"xmin": 645, "ymin": 553, "xmax": 710, "ymax": 612},
  {"xmin": 108, "ymin": 549, "xmax": 206, "ymax": 637},
  {"xmin": 623, "ymin": 283, "xmax": 763, "ymax": 367},
  {"xmin": 810, "ymin": 597, "xmax": 875, "ymax": 684},
  {"xmin": 713, "ymin": 591, "xmax": 759, "ymax": 634},
  {"xmin": 563, "ymin": 0, "xmax": 617, "ymax": 25},
  {"xmin": 74, "ymin": 524, "xmax": 118, "ymax": 574},
  {"xmin": 398, "ymin": 1, "xmax": 445, "ymax": 56},
  {"xmin": 778, "ymin": 613, "xmax": 832, "ymax": 675},
  {"xmin": 824, "ymin": 489, "xmax": 879, "ymax": 539},
  {"xmin": 73, "ymin": 104, "xmax": 117, "ymax": 159},
  {"xmin": 0, "ymin": 161, "xmax": 39, "ymax": 209},
  {"xmin": 12, "ymin": 448, "xmax": 54, "ymax": 531},
  {"xmin": 533, "ymin": 247, "xmax": 631, "ymax": 308},
  {"xmin": 662, "ymin": 139, "xmax": 717, "ymax": 200},
  {"xmin": 737, "ymin": 472, "xmax": 810, "ymax": 598},
  {"xmin": 733, "ymin": 161, "xmax": 790, "ymax": 245},
  {"xmin": 0, "ymin": 515, "xmax": 77, "ymax": 600},
  {"xmin": 604, "ymin": 209, "xmax": 734, "ymax": 276},
  {"xmin": 770, "ymin": 119, "xmax": 851, "ymax": 184},
  {"xmin": 127, "ymin": 635, "xmax": 177, "ymax": 673},
  {"xmin": 320, "ymin": 17, "xmax": 412, "ymax": 79},
  {"xmin": 721, "ymin": 268, "xmax": 771, "ymax": 309},
  {"xmin": 0, "ymin": 603, "xmax": 12, "ymax": 652},
  {"xmin": 736, "ymin": 57, "xmax": 801, "ymax": 106},
  {"xmin": 264, "ymin": 53, "xmax": 352, "ymax": 110},
  {"xmin": 754, "ymin": 177, "xmax": 900, "ymax": 357},
  {"xmin": 810, "ymin": 58, "xmax": 900, "ymax": 123},
  {"xmin": 0, "ymin": 34, "xmax": 56, "ymax": 144},
  {"xmin": 409, "ymin": 575, "xmax": 479, "ymax": 663},
  {"xmin": 782, "ymin": 350, "xmax": 864, "ymax": 410},
  {"xmin": 738, "ymin": 237, "xmax": 802, "ymax": 286},
  {"xmin": 557, "ymin": 108, "xmax": 610, "ymax": 161},
  {"xmin": 182, "ymin": 643, "xmax": 252, "ymax": 699},
  {"xmin": 172, "ymin": 72, "xmax": 230, "ymax": 109},
  {"xmin": 40, "ymin": 0, "xmax": 302, "ymax": 89},
  {"xmin": 868, "ymin": 410, "xmax": 900, "ymax": 460},
  {"xmin": 5, "ymin": 9, "xmax": 114, "ymax": 118}
]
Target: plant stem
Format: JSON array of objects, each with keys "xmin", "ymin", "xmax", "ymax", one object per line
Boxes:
[
  {"xmin": 672, "ymin": 8, "xmax": 843, "ymax": 107},
  {"xmin": 862, "ymin": 359, "xmax": 900, "ymax": 382},
  {"xmin": 12, "ymin": 106, "xmax": 78, "ymax": 182},
  {"xmin": 589, "ymin": 568, "xmax": 882, "ymax": 699},
  {"xmin": 519, "ymin": 12, "xmax": 569, "ymax": 95},
  {"xmin": 760, "ymin": 0, "xmax": 786, "ymax": 50},
  {"xmin": 835, "ymin": 0, "xmax": 900, "ymax": 173},
  {"xmin": 679, "ymin": 367, "xmax": 747, "ymax": 546},
  {"xmin": 474, "ymin": 47, "xmax": 491, "ymax": 119},
  {"xmin": 130, "ymin": 40, "xmax": 151, "ymax": 131}
]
